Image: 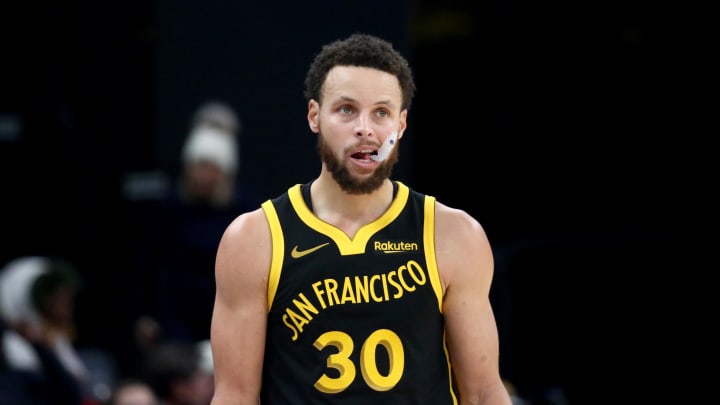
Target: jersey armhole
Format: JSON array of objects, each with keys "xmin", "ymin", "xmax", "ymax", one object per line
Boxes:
[
  {"xmin": 423, "ymin": 195, "xmax": 443, "ymax": 312},
  {"xmin": 261, "ymin": 200, "xmax": 284, "ymax": 311}
]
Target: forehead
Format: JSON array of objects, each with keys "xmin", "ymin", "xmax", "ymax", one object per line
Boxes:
[{"xmin": 322, "ymin": 66, "xmax": 402, "ymax": 106}]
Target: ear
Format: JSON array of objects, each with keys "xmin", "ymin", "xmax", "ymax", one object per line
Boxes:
[
  {"xmin": 397, "ymin": 109, "xmax": 408, "ymax": 139},
  {"xmin": 307, "ymin": 100, "xmax": 320, "ymax": 133}
]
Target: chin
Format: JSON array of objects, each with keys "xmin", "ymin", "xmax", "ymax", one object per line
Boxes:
[{"xmin": 333, "ymin": 169, "xmax": 387, "ymax": 195}]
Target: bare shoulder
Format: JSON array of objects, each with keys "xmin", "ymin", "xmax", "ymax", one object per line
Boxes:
[
  {"xmin": 215, "ymin": 207, "xmax": 272, "ymax": 294},
  {"xmin": 434, "ymin": 201, "xmax": 490, "ymax": 248},
  {"xmin": 433, "ymin": 201, "xmax": 494, "ymax": 288},
  {"xmin": 219, "ymin": 207, "xmax": 270, "ymax": 247}
]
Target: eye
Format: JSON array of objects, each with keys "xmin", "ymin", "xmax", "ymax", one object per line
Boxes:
[
  {"xmin": 339, "ymin": 105, "xmax": 354, "ymax": 115},
  {"xmin": 376, "ymin": 109, "xmax": 389, "ymax": 118}
]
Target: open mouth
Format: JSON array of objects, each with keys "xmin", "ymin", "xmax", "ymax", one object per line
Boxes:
[{"xmin": 351, "ymin": 150, "xmax": 377, "ymax": 161}]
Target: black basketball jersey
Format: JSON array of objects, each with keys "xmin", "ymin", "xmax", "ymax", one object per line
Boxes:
[{"xmin": 259, "ymin": 181, "xmax": 458, "ymax": 404}]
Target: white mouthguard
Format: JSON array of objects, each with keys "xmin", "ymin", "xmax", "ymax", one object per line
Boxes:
[{"xmin": 370, "ymin": 131, "xmax": 398, "ymax": 162}]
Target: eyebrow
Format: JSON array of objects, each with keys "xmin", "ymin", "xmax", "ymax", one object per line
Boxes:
[{"xmin": 334, "ymin": 96, "xmax": 395, "ymax": 108}]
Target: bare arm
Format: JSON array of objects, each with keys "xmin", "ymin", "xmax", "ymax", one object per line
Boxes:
[
  {"xmin": 210, "ymin": 208, "xmax": 271, "ymax": 405},
  {"xmin": 435, "ymin": 202, "xmax": 512, "ymax": 405}
]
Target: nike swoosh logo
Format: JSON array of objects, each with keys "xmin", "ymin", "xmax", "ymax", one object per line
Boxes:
[{"xmin": 291, "ymin": 243, "xmax": 330, "ymax": 259}]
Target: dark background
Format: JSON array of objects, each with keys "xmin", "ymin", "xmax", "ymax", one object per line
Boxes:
[{"xmin": 1, "ymin": 1, "xmax": 713, "ymax": 403}]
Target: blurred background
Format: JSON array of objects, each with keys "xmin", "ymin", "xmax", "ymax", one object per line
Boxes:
[{"xmin": 0, "ymin": 0, "xmax": 713, "ymax": 403}]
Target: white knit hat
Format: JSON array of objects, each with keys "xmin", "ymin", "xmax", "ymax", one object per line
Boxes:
[
  {"xmin": 192, "ymin": 101, "xmax": 241, "ymax": 135},
  {"xmin": 0, "ymin": 256, "xmax": 48, "ymax": 327},
  {"xmin": 181, "ymin": 125, "xmax": 239, "ymax": 175},
  {"xmin": 0, "ymin": 257, "xmax": 49, "ymax": 372}
]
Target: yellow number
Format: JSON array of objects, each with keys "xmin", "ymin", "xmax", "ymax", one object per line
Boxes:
[
  {"xmin": 314, "ymin": 331, "xmax": 356, "ymax": 393},
  {"xmin": 361, "ymin": 329, "xmax": 404, "ymax": 391},
  {"xmin": 314, "ymin": 329, "xmax": 404, "ymax": 394}
]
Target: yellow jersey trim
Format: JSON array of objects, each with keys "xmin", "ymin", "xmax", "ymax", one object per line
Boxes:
[
  {"xmin": 423, "ymin": 195, "xmax": 443, "ymax": 313},
  {"xmin": 287, "ymin": 182, "xmax": 410, "ymax": 255},
  {"xmin": 262, "ymin": 199, "xmax": 284, "ymax": 311}
]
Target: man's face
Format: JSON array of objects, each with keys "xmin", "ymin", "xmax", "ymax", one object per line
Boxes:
[{"xmin": 311, "ymin": 66, "xmax": 406, "ymax": 194}]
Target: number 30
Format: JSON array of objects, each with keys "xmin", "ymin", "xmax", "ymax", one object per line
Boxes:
[{"xmin": 313, "ymin": 328, "xmax": 404, "ymax": 393}]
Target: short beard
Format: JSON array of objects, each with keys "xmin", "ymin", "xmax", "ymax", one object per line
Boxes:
[{"xmin": 317, "ymin": 133, "xmax": 398, "ymax": 195}]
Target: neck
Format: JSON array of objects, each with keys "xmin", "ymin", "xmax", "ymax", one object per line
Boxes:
[{"xmin": 310, "ymin": 172, "xmax": 394, "ymax": 238}]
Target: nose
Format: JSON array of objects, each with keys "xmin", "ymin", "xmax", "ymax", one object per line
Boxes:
[{"xmin": 354, "ymin": 114, "xmax": 374, "ymax": 138}]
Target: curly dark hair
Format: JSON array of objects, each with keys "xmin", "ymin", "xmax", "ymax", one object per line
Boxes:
[{"xmin": 303, "ymin": 33, "xmax": 416, "ymax": 111}]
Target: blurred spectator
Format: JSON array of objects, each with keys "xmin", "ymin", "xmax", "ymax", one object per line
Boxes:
[
  {"xmin": 119, "ymin": 100, "xmax": 260, "ymax": 376},
  {"xmin": 141, "ymin": 341, "xmax": 213, "ymax": 405},
  {"xmin": 0, "ymin": 256, "xmax": 85, "ymax": 405},
  {"xmin": 108, "ymin": 378, "xmax": 158, "ymax": 405},
  {"xmin": 178, "ymin": 100, "xmax": 243, "ymax": 207},
  {"xmin": 29, "ymin": 257, "xmax": 88, "ymax": 382}
]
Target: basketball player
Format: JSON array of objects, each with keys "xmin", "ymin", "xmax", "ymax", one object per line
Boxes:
[{"xmin": 209, "ymin": 33, "xmax": 512, "ymax": 405}]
